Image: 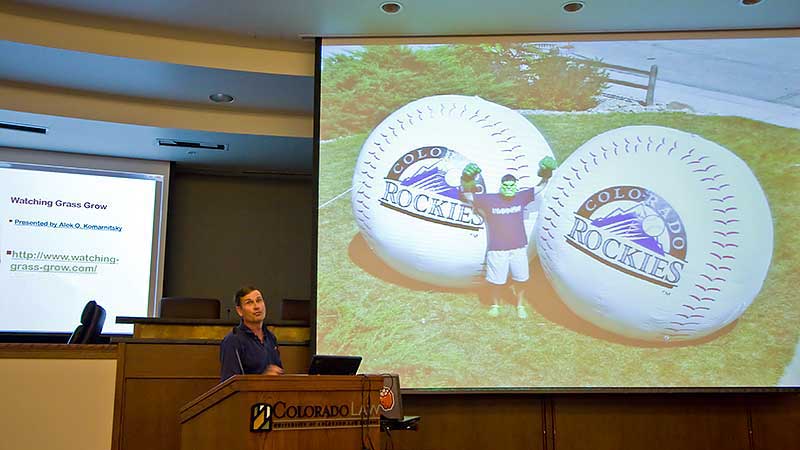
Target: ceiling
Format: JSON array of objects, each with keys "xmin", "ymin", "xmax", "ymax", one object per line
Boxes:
[
  {"xmin": 0, "ymin": 0, "xmax": 798, "ymax": 174},
  {"xmin": 15, "ymin": 0, "xmax": 800, "ymax": 39}
]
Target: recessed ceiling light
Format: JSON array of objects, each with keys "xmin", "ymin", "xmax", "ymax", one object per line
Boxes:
[
  {"xmin": 562, "ymin": 1, "xmax": 584, "ymax": 13},
  {"xmin": 740, "ymin": 0, "xmax": 764, "ymax": 5},
  {"xmin": 381, "ymin": 2, "xmax": 403, "ymax": 14},
  {"xmin": 209, "ymin": 93, "xmax": 234, "ymax": 103}
]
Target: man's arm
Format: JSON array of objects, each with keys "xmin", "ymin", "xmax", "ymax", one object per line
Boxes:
[
  {"xmin": 460, "ymin": 162, "xmax": 482, "ymax": 203},
  {"xmin": 522, "ymin": 156, "xmax": 558, "ymax": 203},
  {"xmin": 262, "ymin": 331, "xmax": 284, "ymax": 375},
  {"xmin": 536, "ymin": 156, "xmax": 557, "ymax": 187},
  {"xmin": 530, "ymin": 156, "xmax": 558, "ymax": 199}
]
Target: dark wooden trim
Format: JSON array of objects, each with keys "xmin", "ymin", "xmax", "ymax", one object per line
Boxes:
[
  {"xmin": 111, "ymin": 337, "xmax": 310, "ymax": 346},
  {"xmin": 746, "ymin": 403, "xmax": 755, "ymax": 450},
  {"xmin": 179, "ymin": 383, "xmax": 238, "ymax": 423},
  {"xmin": 542, "ymin": 397, "xmax": 554, "ymax": 450},
  {"xmin": 116, "ymin": 316, "xmax": 308, "ymax": 327},
  {"xmin": 0, "ymin": 342, "xmax": 117, "ymax": 359},
  {"xmin": 125, "ymin": 375, "xmax": 221, "ymax": 380},
  {"xmin": 548, "ymin": 397, "xmax": 556, "ymax": 450},
  {"xmin": 111, "ymin": 343, "xmax": 126, "ymax": 450},
  {"xmin": 402, "ymin": 386, "xmax": 800, "ymax": 394},
  {"xmin": 112, "ymin": 338, "xmax": 223, "ymax": 345}
]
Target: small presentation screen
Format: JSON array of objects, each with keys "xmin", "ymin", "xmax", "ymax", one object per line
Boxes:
[
  {"xmin": 0, "ymin": 153, "xmax": 168, "ymax": 334},
  {"xmin": 316, "ymin": 33, "xmax": 800, "ymax": 390}
]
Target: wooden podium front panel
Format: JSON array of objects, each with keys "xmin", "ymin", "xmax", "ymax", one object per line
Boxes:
[
  {"xmin": 118, "ymin": 341, "xmax": 311, "ymax": 450},
  {"xmin": 180, "ymin": 375, "xmax": 382, "ymax": 450}
]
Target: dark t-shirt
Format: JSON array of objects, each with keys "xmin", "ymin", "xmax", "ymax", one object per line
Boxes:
[
  {"xmin": 219, "ymin": 322, "xmax": 283, "ymax": 381},
  {"xmin": 472, "ymin": 188, "xmax": 535, "ymax": 251}
]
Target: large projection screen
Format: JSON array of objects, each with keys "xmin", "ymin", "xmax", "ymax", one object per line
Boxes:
[
  {"xmin": 0, "ymin": 148, "xmax": 169, "ymax": 334},
  {"xmin": 316, "ymin": 31, "xmax": 800, "ymax": 390}
]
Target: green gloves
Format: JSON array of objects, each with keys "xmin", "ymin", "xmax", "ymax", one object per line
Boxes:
[
  {"xmin": 462, "ymin": 157, "xmax": 556, "ymax": 192},
  {"xmin": 461, "ymin": 163, "xmax": 482, "ymax": 192},
  {"xmin": 538, "ymin": 156, "xmax": 557, "ymax": 180}
]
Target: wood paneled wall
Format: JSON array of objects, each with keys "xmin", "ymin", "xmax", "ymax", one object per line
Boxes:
[
  {"xmin": 390, "ymin": 392, "xmax": 800, "ymax": 450},
  {"xmin": 164, "ymin": 172, "xmax": 313, "ymax": 319}
]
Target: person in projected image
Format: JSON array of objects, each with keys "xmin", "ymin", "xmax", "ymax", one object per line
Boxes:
[
  {"xmin": 460, "ymin": 157, "xmax": 557, "ymax": 319},
  {"xmin": 219, "ymin": 286, "xmax": 284, "ymax": 381}
]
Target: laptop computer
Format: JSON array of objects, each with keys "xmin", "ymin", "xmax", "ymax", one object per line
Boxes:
[{"xmin": 307, "ymin": 355, "xmax": 362, "ymax": 375}]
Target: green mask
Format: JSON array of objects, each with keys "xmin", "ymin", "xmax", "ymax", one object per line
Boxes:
[{"xmin": 500, "ymin": 180, "xmax": 518, "ymax": 198}]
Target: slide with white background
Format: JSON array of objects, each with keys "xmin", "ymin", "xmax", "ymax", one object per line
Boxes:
[{"xmin": 0, "ymin": 166, "xmax": 157, "ymax": 333}]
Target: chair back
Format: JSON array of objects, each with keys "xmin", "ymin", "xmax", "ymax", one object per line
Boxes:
[{"xmin": 67, "ymin": 301, "xmax": 106, "ymax": 344}]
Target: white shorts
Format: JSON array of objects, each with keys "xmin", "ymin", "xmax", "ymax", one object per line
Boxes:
[{"xmin": 485, "ymin": 247, "xmax": 530, "ymax": 285}]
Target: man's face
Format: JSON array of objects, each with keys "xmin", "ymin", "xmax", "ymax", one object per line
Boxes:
[
  {"xmin": 500, "ymin": 179, "xmax": 518, "ymax": 198},
  {"xmin": 236, "ymin": 290, "xmax": 265, "ymax": 325}
]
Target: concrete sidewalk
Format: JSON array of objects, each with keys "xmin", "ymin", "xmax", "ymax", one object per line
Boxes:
[
  {"xmin": 568, "ymin": 39, "xmax": 800, "ymax": 130},
  {"xmin": 601, "ymin": 78, "xmax": 800, "ymax": 130}
]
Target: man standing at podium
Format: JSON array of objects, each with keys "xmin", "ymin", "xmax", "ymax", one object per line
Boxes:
[{"xmin": 220, "ymin": 286, "xmax": 284, "ymax": 381}]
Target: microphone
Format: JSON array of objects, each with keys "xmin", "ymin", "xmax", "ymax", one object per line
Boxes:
[
  {"xmin": 232, "ymin": 326, "xmax": 245, "ymax": 375},
  {"xmin": 235, "ymin": 348, "xmax": 245, "ymax": 375}
]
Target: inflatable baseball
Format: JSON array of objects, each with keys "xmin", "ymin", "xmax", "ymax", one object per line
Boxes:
[
  {"xmin": 351, "ymin": 95, "xmax": 554, "ymax": 287},
  {"xmin": 536, "ymin": 126, "xmax": 773, "ymax": 341}
]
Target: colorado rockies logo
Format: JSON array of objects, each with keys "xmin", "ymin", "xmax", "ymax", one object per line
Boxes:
[
  {"xmin": 379, "ymin": 146, "xmax": 485, "ymax": 231},
  {"xmin": 565, "ymin": 185, "xmax": 687, "ymax": 289}
]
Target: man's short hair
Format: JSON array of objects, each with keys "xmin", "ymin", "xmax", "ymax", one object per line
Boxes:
[
  {"xmin": 501, "ymin": 174, "xmax": 517, "ymax": 183},
  {"xmin": 234, "ymin": 286, "xmax": 260, "ymax": 307}
]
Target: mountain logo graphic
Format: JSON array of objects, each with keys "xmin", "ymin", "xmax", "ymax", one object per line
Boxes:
[
  {"xmin": 379, "ymin": 146, "xmax": 486, "ymax": 231},
  {"xmin": 564, "ymin": 185, "xmax": 687, "ymax": 289}
]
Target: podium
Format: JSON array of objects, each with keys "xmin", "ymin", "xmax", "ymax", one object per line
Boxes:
[{"xmin": 179, "ymin": 374, "xmax": 383, "ymax": 450}]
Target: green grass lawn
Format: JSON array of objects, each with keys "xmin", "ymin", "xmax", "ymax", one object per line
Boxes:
[{"xmin": 317, "ymin": 112, "xmax": 800, "ymax": 389}]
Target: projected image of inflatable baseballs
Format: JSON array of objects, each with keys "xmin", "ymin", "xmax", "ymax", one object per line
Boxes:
[
  {"xmin": 351, "ymin": 95, "xmax": 554, "ymax": 288},
  {"xmin": 535, "ymin": 126, "xmax": 773, "ymax": 341}
]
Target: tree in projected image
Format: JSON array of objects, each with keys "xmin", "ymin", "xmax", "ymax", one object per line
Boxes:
[{"xmin": 320, "ymin": 44, "xmax": 608, "ymax": 140}]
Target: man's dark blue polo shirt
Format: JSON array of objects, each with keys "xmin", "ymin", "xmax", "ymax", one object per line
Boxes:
[{"xmin": 220, "ymin": 321, "xmax": 283, "ymax": 381}]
